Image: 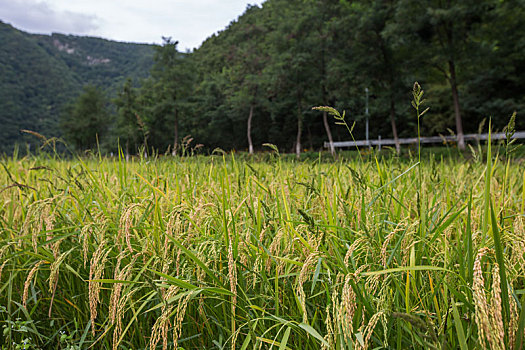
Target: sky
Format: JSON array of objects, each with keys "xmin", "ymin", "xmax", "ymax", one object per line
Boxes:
[{"xmin": 0, "ymin": 0, "xmax": 265, "ymax": 51}]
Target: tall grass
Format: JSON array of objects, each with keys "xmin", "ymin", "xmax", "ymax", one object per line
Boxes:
[{"xmin": 0, "ymin": 129, "xmax": 524, "ymax": 348}]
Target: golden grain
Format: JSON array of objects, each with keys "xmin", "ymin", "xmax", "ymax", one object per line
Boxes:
[
  {"xmin": 118, "ymin": 203, "xmax": 142, "ymax": 253},
  {"xmin": 150, "ymin": 285, "xmax": 179, "ymax": 350},
  {"xmin": 490, "ymin": 263, "xmax": 505, "ymax": 350},
  {"xmin": 89, "ymin": 241, "xmax": 110, "ymax": 336},
  {"xmin": 297, "ymin": 252, "xmax": 318, "ymax": 323},
  {"xmin": 473, "ymin": 247, "xmax": 494, "ymax": 349},
  {"xmin": 173, "ymin": 292, "xmax": 192, "ymax": 350},
  {"xmin": 361, "ymin": 311, "xmax": 384, "ymax": 350},
  {"xmin": 0, "ymin": 260, "xmax": 8, "ymax": 283},
  {"xmin": 22, "ymin": 260, "xmax": 44, "ymax": 307}
]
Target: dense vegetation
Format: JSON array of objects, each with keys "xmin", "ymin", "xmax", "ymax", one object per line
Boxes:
[
  {"xmin": 1, "ymin": 119, "xmax": 524, "ymax": 348},
  {"xmin": 0, "ymin": 21, "xmax": 154, "ymax": 153}
]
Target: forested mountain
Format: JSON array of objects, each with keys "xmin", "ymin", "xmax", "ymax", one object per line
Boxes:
[
  {"xmin": 0, "ymin": 21, "xmax": 154, "ymax": 153},
  {"xmin": 2, "ymin": 0, "xmax": 524, "ymax": 155}
]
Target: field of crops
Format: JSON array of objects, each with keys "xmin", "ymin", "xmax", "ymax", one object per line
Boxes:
[{"xmin": 1, "ymin": 141, "xmax": 524, "ymax": 349}]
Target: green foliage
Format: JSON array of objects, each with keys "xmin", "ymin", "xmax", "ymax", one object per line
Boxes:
[
  {"xmin": 114, "ymin": 79, "xmax": 141, "ymax": 154},
  {"xmin": 60, "ymin": 85, "xmax": 110, "ymax": 150},
  {"xmin": 136, "ymin": 38, "xmax": 195, "ymax": 153}
]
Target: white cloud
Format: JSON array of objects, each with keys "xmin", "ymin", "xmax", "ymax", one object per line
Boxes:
[
  {"xmin": 0, "ymin": 0, "xmax": 265, "ymax": 50},
  {"xmin": 0, "ymin": 0, "xmax": 99, "ymax": 35}
]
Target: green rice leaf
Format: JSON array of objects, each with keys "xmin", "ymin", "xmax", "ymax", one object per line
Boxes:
[{"xmin": 298, "ymin": 323, "xmax": 329, "ymax": 347}]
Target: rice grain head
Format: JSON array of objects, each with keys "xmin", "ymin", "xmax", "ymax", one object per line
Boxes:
[
  {"xmin": 173, "ymin": 292, "xmax": 192, "ymax": 350},
  {"xmin": 22, "ymin": 204, "xmax": 41, "ymax": 253},
  {"xmin": 344, "ymin": 237, "xmax": 365, "ymax": 267},
  {"xmin": 490, "ymin": 264, "xmax": 505, "ymax": 350},
  {"xmin": 109, "ymin": 253, "xmax": 135, "ymax": 324},
  {"xmin": 0, "ymin": 243, "xmax": 13, "ymax": 282},
  {"xmin": 360, "ymin": 311, "xmax": 384, "ymax": 350},
  {"xmin": 228, "ymin": 234, "xmax": 238, "ymax": 349},
  {"xmin": 509, "ymin": 288, "xmax": 519, "ymax": 350},
  {"xmin": 341, "ymin": 274, "xmax": 357, "ymax": 343},
  {"xmin": 22, "ymin": 260, "xmax": 44, "ymax": 307},
  {"xmin": 380, "ymin": 222, "xmax": 405, "ymax": 267},
  {"xmin": 112, "ymin": 289, "xmax": 136, "ymax": 350},
  {"xmin": 89, "ymin": 241, "xmax": 110, "ymax": 336},
  {"xmin": 322, "ymin": 304, "xmax": 335, "ymax": 350},
  {"xmin": 297, "ymin": 252, "xmax": 318, "ymax": 323},
  {"xmin": 48, "ymin": 248, "xmax": 69, "ymax": 297},
  {"xmin": 81, "ymin": 224, "xmax": 94, "ymax": 268},
  {"xmin": 150, "ymin": 285, "xmax": 179, "ymax": 350},
  {"xmin": 118, "ymin": 203, "xmax": 142, "ymax": 253},
  {"xmin": 0, "ymin": 259, "xmax": 8, "ymax": 282},
  {"xmin": 473, "ymin": 247, "xmax": 494, "ymax": 349}
]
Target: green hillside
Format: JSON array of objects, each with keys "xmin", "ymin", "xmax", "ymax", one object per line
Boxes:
[{"xmin": 0, "ymin": 21, "xmax": 154, "ymax": 153}]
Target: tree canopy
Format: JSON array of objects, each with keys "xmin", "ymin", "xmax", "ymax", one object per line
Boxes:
[
  {"xmin": 127, "ymin": 0, "xmax": 525, "ymax": 156},
  {"xmin": 60, "ymin": 85, "xmax": 110, "ymax": 150}
]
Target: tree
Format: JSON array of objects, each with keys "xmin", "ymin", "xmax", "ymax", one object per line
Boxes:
[
  {"xmin": 308, "ymin": 0, "xmax": 340, "ymax": 157},
  {"xmin": 148, "ymin": 37, "xmax": 194, "ymax": 154},
  {"xmin": 121, "ymin": 0, "xmax": 523, "ymax": 156},
  {"xmin": 225, "ymin": 5, "xmax": 269, "ymax": 154},
  {"xmin": 114, "ymin": 78, "xmax": 140, "ymax": 157},
  {"xmin": 389, "ymin": 0, "xmax": 493, "ymax": 149},
  {"xmin": 340, "ymin": 0, "xmax": 407, "ymax": 153},
  {"xmin": 60, "ymin": 85, "xmax": 109, "ymax": 150},
  {"xmin": 264, "ymin": 0, "xmax": 320, "ymax": 158},
  {"xmin": 461, "ymin": 0, "xmax": 525, "ymax": 131}
]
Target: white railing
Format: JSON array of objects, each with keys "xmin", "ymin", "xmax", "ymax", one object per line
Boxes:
[{"xmin": 324, "ymin": 132, "xmax": 525, "ymax": 149}]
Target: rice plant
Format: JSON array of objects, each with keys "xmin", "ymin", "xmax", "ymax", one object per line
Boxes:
[{"xmin": 0, "ymin": 113, "xmax": 524, "ymax": 348}]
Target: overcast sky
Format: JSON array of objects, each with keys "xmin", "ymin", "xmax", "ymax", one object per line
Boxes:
[{"xmin": 0, "ymin": 0, "xmax": 265, "ymax": 51}]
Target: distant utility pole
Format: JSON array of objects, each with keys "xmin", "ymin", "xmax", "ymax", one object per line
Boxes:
[{"xmin": 365, "ymin": 87, "xmax": 370, "ymax": 147}]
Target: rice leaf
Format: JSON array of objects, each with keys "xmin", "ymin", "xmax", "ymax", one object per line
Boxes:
[
  {"xmin": 279, "ymin": 327, "xmax": 292, "ymax": 350},
  {"xmin": 298, "ymin": 323, "xmax": 329, "ymax": 347},
  {"xmin": 491, "ymin": 200, "xmax": 510, "ymax": 337},
  {"xmin": 451, "ymin": 297, "xmax": 468, "ymax": 350}
]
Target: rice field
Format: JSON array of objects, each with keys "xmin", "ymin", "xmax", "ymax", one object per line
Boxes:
[{"xmin": 1, "ymin": 141, "xmax": 524, "ymax": 349}]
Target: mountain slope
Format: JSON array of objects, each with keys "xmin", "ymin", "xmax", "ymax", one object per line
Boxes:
[{"xmin": 0, "ymin": 21, "xmax": 154, "ymax": 152}]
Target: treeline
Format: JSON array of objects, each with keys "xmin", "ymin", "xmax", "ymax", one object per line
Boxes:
[{"xmin": 61, "ymin": 0, "xmax": 525, "ymax": 156}]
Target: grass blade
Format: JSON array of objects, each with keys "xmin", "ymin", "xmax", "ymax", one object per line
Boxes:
[
  {"xmin": 451, "ymin": 297, "xmax": 468, "ymax": 350},
  {"xmin": 279, "ymin": 327, "xmax": 291, "ymax": 350},
  {"xmin": 298, "ymin": 323, "xmax": 329, "ymax": 347},
  {"xmin": 490, "ymin": 200, "xmax": 510, "ymax": 335},
  {"xmin": 515, "ymin": 292, "xmax": 525, "ymax": 350}
]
